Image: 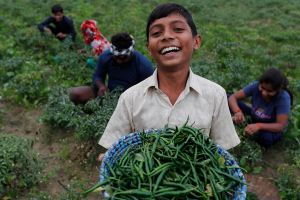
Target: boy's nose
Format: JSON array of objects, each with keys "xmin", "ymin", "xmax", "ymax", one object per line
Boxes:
[{"xmin": 162, "ymin": 28, "xmax": 174, "ymax": 40}]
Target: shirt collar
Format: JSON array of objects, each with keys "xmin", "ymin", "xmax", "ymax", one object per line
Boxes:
[
  {"xmin": 142, "ymin": 68, "xmax": 203, "ymax": 98},
  {"xmin": 189, "ymin": 69, "xmax": 203, "ymax": 98}
]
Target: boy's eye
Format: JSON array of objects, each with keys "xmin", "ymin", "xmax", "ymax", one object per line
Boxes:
[
  {"xmin": 151, "ymin": 31, "xmax": 161, "ymax": 36},
  {"xmin": 174, "ymin": 28, "xmax": 184, "ymax": 31}
]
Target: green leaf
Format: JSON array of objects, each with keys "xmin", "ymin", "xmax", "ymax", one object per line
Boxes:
[
  {"xmin": 135, "ymin": 153, "xmax": 145, "ymax": 162},
  {"xmin": 252, "ymin": 166, "xmax": 262, "ymax": 174},
  {"xmin": 6, "ymin": 72, "xmax": 15, "ymax": 77},
  {"xmin": 105, "ymin": 185, "xmax": 113, "ymax": 194},
  {"xmin": 92, "ymin": 186, "xmax": 105, "ymax": 193},
  {"xmin": 7, "ymin": 177, "xmax": 12, "ymax": 183},
  {"xmin": 244, "ymin": 166, "xmax": 251, "ymax": 173},
  {"xmin": 164, "ymin": 124, "xmax": 169, "ymax": 130},
  {"xmin": 167, "ymin": 172, "xmax": 179, "ymax": 179},
  {"xmin": 216, "ymin": 183, "xmax": 224, "ymax": 190},
  {"xmin": 205, "ymin": 184, "xmax": 212, "ymax": 197},
  {"xmin": 279, "ymin": 191, "xmax": 286, "ymax": 198},
  {"xmin": 217, "ymin": 156, "xmax": 225, "ymax": 166},
  {"xmin": 240, "ymin": 156, "xmax": 247, "ymax": 167}
]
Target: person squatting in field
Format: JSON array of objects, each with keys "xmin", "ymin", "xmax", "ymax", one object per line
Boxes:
[
  {"xmin": 70, "ymin": 33, "xmax": 154, "ymax": 105},
  {"xmin": 37, "ymin": 4, "xmax": 76, "ymax": 42},
  {"xmin": 78, "ymin": 20, "xmax": 111, "ymax": 56},
  {"xmin": 98, "ymin": 3, "xmax": 240, "ymax": 162},
  {"xmin": 228, "ymin": 68, "xmax": 293, "ymax": 147}
]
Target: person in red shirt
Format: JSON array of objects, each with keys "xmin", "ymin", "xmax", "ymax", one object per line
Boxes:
[{"xmin": 77, "ymin": 20, "xmax": 111, "ymax": 56}]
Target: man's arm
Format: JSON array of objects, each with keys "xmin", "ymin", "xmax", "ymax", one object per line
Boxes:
[
  {"xmin": 94, "ymin": 80, "xmax": 110, "ymax": 98},
  {"xmin": 92, "ymin": 54, "xmax": 110, "ymax": 97},
  {"xmin": 210, "ymin": 89, "xmax": 240, "ymax": 150},
  {"xmin": 37, "ymin": 16, "xmax": 53, "ymax": 31}
]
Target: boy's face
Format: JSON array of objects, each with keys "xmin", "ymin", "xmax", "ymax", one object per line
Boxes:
[
  {"xmin": 146, "ymin": 13, "xmax": 201, "ymax": 70},
  {"xmin": 52, "ymin": 12, "xmax": 63, "ymax": 23}
]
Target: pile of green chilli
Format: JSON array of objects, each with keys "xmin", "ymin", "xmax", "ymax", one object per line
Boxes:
[{"xmin": 84, "ymin": 119, "xmax": 254, "ymax": 199}]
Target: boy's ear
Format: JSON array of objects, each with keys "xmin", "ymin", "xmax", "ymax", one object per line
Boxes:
[
  {"xmin": 146, "ymin": 43, "xmax": 152, "ymax": 57},
  {"xmin": 193, "ymin": 35, "xmax": 202, "ymax": 50}
]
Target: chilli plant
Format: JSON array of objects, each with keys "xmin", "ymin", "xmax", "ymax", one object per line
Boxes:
[{"xmin": 0, "ymin": 134, "xmax": 45, "ymax": 194}]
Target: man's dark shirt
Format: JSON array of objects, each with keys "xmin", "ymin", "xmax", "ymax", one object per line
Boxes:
[
  {"xmin": 92, "ymin": 50, "xmax": 154, "ymax": 92},
  {"xmin": 37, "ymin": 16, "xmax": 76, "ymax": 41}
]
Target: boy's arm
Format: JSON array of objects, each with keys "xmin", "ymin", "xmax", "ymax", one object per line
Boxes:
[
  {"xmin": 66, "ymin": 18, "xmax": 76, "ymax": 40},
  {"xmin": 210, "ymin": 89, "xmax": 240, "ymax": 150},
  {"xmin": 37, "ymin": 16, "xmax": 53, "ymax": 31},
  {"xmin": 99, "ymin": 94, "xmax": 133, "ymax": 149}
]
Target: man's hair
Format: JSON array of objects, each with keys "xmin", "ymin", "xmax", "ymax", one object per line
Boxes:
[
  {"xmin": 111, "ymin": 33, "xmax": 132, "ymax": 49},
  {"xmin": 52, "ymin": 4, "xmax": 63, "ymax": 13},
  {"xmin": 146, "ymin": 3, "xmax": 197, "ymax": 42}
]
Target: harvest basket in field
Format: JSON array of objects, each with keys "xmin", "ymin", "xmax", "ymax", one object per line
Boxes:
[{"xmin": 99, "ymin": 129, "xmax": 247, "ymax": 199}]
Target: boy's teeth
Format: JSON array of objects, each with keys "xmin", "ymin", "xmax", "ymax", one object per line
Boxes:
[{"xmin": 161, "ymin": 47, "xmax": 180, "ymax": 54}]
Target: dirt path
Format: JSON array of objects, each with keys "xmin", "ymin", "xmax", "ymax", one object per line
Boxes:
[
  {"xmin": 0, "ymin": 101, "xmax": 102, "ymax": 199},
  {"xmin": 256, "ymin": 145, "xmax": 292, "ymax": 182}
]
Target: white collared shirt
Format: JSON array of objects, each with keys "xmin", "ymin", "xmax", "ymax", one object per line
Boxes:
[{"xmin": 99, "ymin": 69, "xmax": 240, "ymax": 150}]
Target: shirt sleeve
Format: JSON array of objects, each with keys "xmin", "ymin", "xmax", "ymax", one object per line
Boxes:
[
  {"xmin": 275, "ymin": 92, "xmax": 291, "ymax": 115},
  {"xmin": 99, "ymin": 94, "xmax": 134, "ymax": 149},
  {"xmin": 92, "ymin": 54, "xmax": 107, "ymax": 84},
  {"xmin": 243, "ymin": 81, "xmax": 259, "ymax": 97},
  {"xmin": 37, "ymin": 16, "xmax": 53, "ymax": 31},
  {"xmin": 210, "ymin": 89, "xmax": 240, "ymax": 150},
  {"xmin": 66, "ymin": 18, "xmax": 76, "ymax": 40}
]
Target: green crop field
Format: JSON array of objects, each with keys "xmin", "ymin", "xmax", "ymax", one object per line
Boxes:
[{"xmin": 0, "ymin": 0, "xmax": 300, "ymax": 199}]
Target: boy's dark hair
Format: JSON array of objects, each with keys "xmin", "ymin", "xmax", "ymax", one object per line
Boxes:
[
  {"xmin": 52, "ymin": 4, "xmax": 63, "ymax": 13},
  {"xmin": 111, "ymin": 33, "xmax": 132, "ymax": 49},
  {"xmin": 146, "ymin": 3, "xmax": 197, "ymax": 42},
  {"xmin": 258, "ymin": 68, "xmax": 293, "ymax": 106}
]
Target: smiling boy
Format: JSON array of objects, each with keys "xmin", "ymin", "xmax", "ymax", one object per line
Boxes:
[
  {"xmin": 98, "ymin": 3, "xmax": 240, "ymax": 162},
  {"xmin": 37, "ymin": 5, "xmax": 76, "ymax": 42}
]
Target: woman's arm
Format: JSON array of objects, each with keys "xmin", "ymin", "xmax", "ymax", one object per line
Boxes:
[
  {"xmin": 228, "ymin": 89, "xmax": 247, "ymax": 124},
  {"xmin": 245, "ymin": 114, "xmax": 289, "ymax": 135}
]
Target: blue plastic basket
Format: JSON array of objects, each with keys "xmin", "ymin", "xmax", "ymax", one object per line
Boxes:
[{"xmin": 99, "ymin": 129, "xmax": 247, "ymax": 199}]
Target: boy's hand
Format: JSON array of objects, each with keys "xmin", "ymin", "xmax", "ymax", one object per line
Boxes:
[
  {"xmin": 244, "ymin": 124, "xmax": 260, "ymax": 135},
  {"xmin": 44, "ymin": 28, "xmax": 52, "ymax": 35},
  {"xmin": 56, "ymin": 32, "xmax": 67, "ymax": 38},
  {"xmin": 98, "ymin": 153, "xmax": 105, "ymax": 163},
  {"xmin": 98, "ymin": 86, "xmax": 110, "ymax": 98},
  {"xmin": 232, "ymin": 112, "xmax": 245, "ymax": 124}
]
